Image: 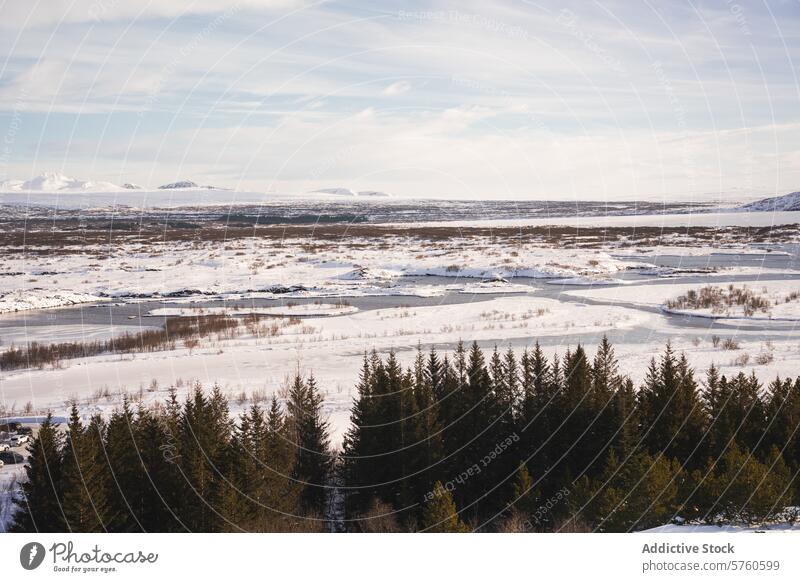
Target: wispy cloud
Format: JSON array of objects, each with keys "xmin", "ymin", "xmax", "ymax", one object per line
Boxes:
[{"xmin": 382, "ymin": 80, "xmax": 412, "ymax": 96}]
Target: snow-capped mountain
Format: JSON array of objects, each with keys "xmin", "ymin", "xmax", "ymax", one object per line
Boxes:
[
  {"xmin": 0, "ymin": 171, "xmax": 123, "ymax": 192},
  {"xmin": 158, "ymin": 180, "xmax": 221, "ymax": 190},
  {"xmin": 310, "ymin": 187, "xmax": 391, "ymax": 197},
  {"xmin": 158, "ymin": 180, "xmax": 199, "ymax": 189},
  {"xmin": 739, "ymin": 191, "xmax": 800, "ymax": 212}
]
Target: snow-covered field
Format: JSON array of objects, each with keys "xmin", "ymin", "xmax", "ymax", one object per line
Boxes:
[
  {"xmin": 2, "ymin": 199, "xmax": 800, "ymax": 447},
  {"xmin": 0, "ymin": 233, "xmax": 637, "ymax": 314}
]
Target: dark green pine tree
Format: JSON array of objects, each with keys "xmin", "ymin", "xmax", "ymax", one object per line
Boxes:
[
  {"xmin": 763, "ymin": 376, "xmax": 800, "ymax": 477},
  {"xmin": 610, "ymin": 378, "xmax": 639, "ymax": 460},
  {"xmin": 61, "ymin": 405, "xmax": 109, "ymax": 532},
  {"xmin": 222, "ymin": 406, "xmax": 255, "ymax": 530},
  {"xmin": 539, "ymin": 352, "xmax": 564, "ymax": 496},
  {"xmin": 365, "ymin": 355, "xmax": 395, "ymax": 506},
  {"xmin": 225, "ymin": 398, "xmax": 301, "ymax": 531},
  {"xmin": 437, "ymin": 341, "xmax": 469, "ymax": 472},
  {"xmin": 415, "ymin": 347, "xmax": 445, "ymax": 492},
  {"xmin": 175, "ymin": 384, "xmax": 232, "ymax": 531},
  {"xmin": 104, "ymin": 397, "xmax": 143, "ymax": 531},
  {"xmin": 519, "ymin": 343, "xmax": 552, "ymax": 479},
  {"xmin": 638, "ymin": 345, "xmax": 707, "ymax": 469},
  {"xmin": 598, "ymin": 450, "xmax": 682, "ymax": 532},
  {"xmin": 156, "ymin": 386, "xmax": 188, "ymax": 531},
  {"xmin": 342, "ymin": 354, "xmax": 377, "ymax": 517},
  {"xmin": 491, "ymin": 347, "xmax": 520, "ymax": 436},
  {"xmin": 287, "ymin": 373, "xmax": 332, "ymax": 516},
  {"xmin": 10, "ymin": 413, "xmax": 64, "ymax": 532},
  {"xmin": 263, "ymin": 395, "xmax": 302, "ymax": 526},
  {"xmin": 369, "ymin": 352, "xmax": 421, "ymax": 513},
  {"xmin": 436, "ymin": 352, "xmax": 463, "ymax": 479},
  {"xmin": 427, "ymin": 346, "xmax": 445, "ymax": 403},
  {"xmin": 674, "ymin": 353, "xmax": 709, "ymax": 465},
  {"xmin": 489, "ymin": 346, "xmax": 521, "ymax": 510},
  {"xmin": 397, "ymin": 366, "xmax": 423, "ymax": 513},
  {"xmin": 699, "ymin": 444, "xmax": 792, "ymax": 524},
  {"xmin": 727, "ymin": 372, "xmax": 767, "ymax": 455},
  {"xmin": 459, "ymin": 342, "xmax": 505, "ymax": 522},
  {"xmin": 555, "ymin": 345, "xmax": 594, "ymax": 484},
  {"xmin": 131, "ymin": 404, "xmax": 182, "ymax": 531},
  {"xmin": 588, "ymin": 337, "xmax": 624, "ymax": 477},
  {"xmin": 702, "ymin": 363, "xmax": 725, "ymax": 459},
  {"xmin": 402, "ymin": 349, "xmax": 443, "ymax": 513}
]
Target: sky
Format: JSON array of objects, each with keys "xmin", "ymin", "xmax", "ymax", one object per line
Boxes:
[{"xmin": 0, "ymin": 0, "xmax": 798, "ymax": 200}]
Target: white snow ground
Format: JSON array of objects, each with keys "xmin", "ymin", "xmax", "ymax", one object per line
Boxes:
[{"xmin": 2, "ymin": 206, "xmax": 800, "ymax": 450}]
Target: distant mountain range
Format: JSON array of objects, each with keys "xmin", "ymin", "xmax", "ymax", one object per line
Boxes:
[
  {"xmin": 739, "ymin": 191, "xmax": 800, "ymax": 212},
  {"xmin": 0, "ymin": 171, "xmax": 123, "ymax": 192},
  {"xmin": 0, "ymin": 172, "xmax": 223, "ymax": 192},
  {"xmin": 0, "ymin": 174, "xmax": 395, "ymax": 198}
]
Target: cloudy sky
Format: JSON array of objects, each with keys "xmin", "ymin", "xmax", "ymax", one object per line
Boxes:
[{"xmin": 0, "ymin": 0, "xmax": 798, "ymax": 200}]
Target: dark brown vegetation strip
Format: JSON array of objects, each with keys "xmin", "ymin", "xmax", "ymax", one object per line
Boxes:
[
  {"xmin": 1, "ymin": 218, "xmax": 796, "ymax": 254},
  {"xmin": 0, "ymin": 314, "xmax": 238, "ymax": 370}
]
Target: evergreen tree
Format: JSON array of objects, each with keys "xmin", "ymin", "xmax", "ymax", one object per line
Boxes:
[
  {"xmin": 509, "ymin": 461, "xmax": 537, "ymax": 517},
  {"xmin": 226, "ymin": 398, "xmax": 301, "ymax": 531},
  {"xmin": 175, "ymin": 385, "xmax": 232, "ymax": 531},
  {"xmin": 552, "ymin": 345, "xmax": 594, "ymax": 486},
  {"xmin": 10, "ymin": 413, "xmax": 64, "ymax": 532},
  {"xmin": 702, "ymin": 364, "xmax": 727, "ymax": 459},
  {"xmin": 342, "ymin": 354, "xmax": 377, "ymax": 517},
  {"xmin": 287, "ymin": 373, "xmax": 332, "ymax": 515},
  {"xmin": 437, "ymin": 353, "xmax": 463, "ymax": 479},
  {"xmin": 700, "ymin": 444, "xmax": 792, "ymax": 524},
  {"xmin": 728, "ymin": 372, "xmax": 767, "ymax": 455},
  {"xmin": 416, "ymin": 348, "xmax": 445, "ymax": 494},
  {"xmin": 611, "ymin": 378, "xmax": 639, "ymax": 460},
  {"xmin": 638, "ymin": 346, "xmax": 707, "ymax": 468},
  {"xmin": 597, "ymin": 451, "xmax": 681, "ymax": 532},
  {"xmin": 420, "ymin": 481, "xmax": 470, "ymax": 532},
  {"xmin": 459, "ymin": 342, "xmax": 504, "ymax": 521},
  {"xmin": 104, "ymin": 398, "xmax": 143, "ymax": 531},
  {"xmin": 61, "ymin": 405, "xmax": 109, "ymax": 532},
  {"xmin": 589, "ymin": 337, "xmax": 624, "ymax": 477},
  {"xmin": 132, "ymin": 404, "xmax": 182, "ymax": 531},
  {"xmin": 519, "ymin": 343, "xmax": 553, "ymax": 484},
  {"xmin": 264, "ymin": 395, "xmax": 302, "ymax": 525},
  {"xmin": 763, "ymin": 376, "xmax": 800, "ymax": 478},
  {"xmin": 395, "ymin": 361, "xmax": 423, "ymax": 511}
]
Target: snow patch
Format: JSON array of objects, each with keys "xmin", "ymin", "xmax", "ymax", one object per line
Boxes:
[{"xmin": 0, "ymin": 290, "xmax": 106, "ymax": 314}]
